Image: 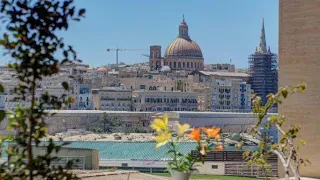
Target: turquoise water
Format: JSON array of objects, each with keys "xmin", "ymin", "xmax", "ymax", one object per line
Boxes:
[{"xmin": 0, "ymin": 141, "xmax": 258, "ymax": 160}]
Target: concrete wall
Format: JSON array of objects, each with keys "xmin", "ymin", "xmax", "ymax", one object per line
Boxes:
[
  {"xmin": 195, "ymin": 162, "xmax": 225, "ymax": 175},
  {"xmin": 32, "ymin": 146, "xmax": 99, "ymax": 169},
  {"xmin": 100, "ymin": 160, "xmax": 225, "ymax": 175},
  {"xmin": 279, "ymin": 0, "xmax": 320, "ymax": 178}
]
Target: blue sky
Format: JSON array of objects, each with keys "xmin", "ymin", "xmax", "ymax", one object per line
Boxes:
[{"xmin": 2, "ymin": 0, "xmax": 279, "ymax": 68}]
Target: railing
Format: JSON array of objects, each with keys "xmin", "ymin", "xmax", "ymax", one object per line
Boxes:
[
  {"xmin": 225, "ymin": 162, "xmax": 278, "ymax": 178},
  {"xmin": 192, "ymin": 150, "xmax": 278, "ymax": 178},
  {"xmin": 192, "ymin": 151, "xmax": 277, "ymax": 162}
]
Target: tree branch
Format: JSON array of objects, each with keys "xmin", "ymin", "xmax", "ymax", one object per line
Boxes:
[{"xmin": 276, "ymin": 124, "xmax": 285, "ymax": 135}]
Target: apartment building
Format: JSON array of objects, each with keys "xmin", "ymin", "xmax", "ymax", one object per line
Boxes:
[
  {"xmin": 132, "ymin": 90, "xmax": 198, "ymax": 112},
  {"xmin": 92, "ymin": 85, "xmax": 132, "ymax": 111},
  {"xmin": 211, "ymin": 79, "xmax": 252, "ymax": 112}
]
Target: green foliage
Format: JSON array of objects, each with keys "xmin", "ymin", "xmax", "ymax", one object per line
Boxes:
[
  {"xmin": 99, "ymin": 113, "xmax": 121, "ymax": 132},
  {"xmin": 0, "ymin": 0, "xmax": 85, "ymax": 179},
  {"xmin": 177, "ymin": 80, "xmax": 184, "ymax": 91},
  {"xmin": 166, "ymin": 141, "xmax": 205, "ymax": 173},
  {"xmin": 237, "ymin": 83, "xmax": 309, "ymax": 180}
]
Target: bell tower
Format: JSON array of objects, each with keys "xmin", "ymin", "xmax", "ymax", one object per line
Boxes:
[{"xmin": 149, "ymin": 45, "xmax": 162, "ymax": 70}]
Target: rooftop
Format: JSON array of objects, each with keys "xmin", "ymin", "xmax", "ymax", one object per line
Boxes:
[{"xmin": 199, "ymin": 71, "xmax": 249, "ymax": 77}]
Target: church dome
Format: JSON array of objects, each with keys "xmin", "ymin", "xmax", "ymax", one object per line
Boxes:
[
  {"xmin": 96, "ymin": 66, "xmax": 108, "ymax": 73},
  {"xmin": 164, "ymin": 15, "xmax": 203, "ymax": 59},
  {"xmin": 165, "ymin": 38, "xmax": 203, "ymax": 58}
]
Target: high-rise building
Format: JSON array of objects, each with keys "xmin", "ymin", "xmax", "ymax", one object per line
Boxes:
[{"xmin": 248, "ymin": 19, "xmax": 278, "ymax": 104}]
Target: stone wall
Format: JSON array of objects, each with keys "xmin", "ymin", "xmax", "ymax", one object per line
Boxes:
[
  {"xmin": 279, "ymin": 0, "xmax": 320, "ymax": 178},
  {"xmin": 44, "ymin": 110, "xmax": 153, "ymax": 134},
  {"xmin": 44, "ymin": 111, "xmax": 263, "ymax": 135},
  {"xmin": 0, "ymin": 110, "xmax": 266, "ymax": 135}
]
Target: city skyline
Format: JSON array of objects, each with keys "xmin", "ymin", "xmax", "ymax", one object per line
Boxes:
[{"xmin": 0, "ymin": 0, "xmax": 278, "ymax": 69}]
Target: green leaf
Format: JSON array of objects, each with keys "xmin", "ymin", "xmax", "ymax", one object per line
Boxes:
[
  {"xmin": 63, "ymin": 50, "xmax": 68, "ymax": 58},
  {"xmin": 73, "ymin": 18, "xmax": 81, "ymax": 21},
  {"xmin": 0, "ymin": 84, "xmax": 4, "ymax": 93},
  {"xmin": 62, "ymin": 82, "xmax": 69, "ymax": 90},
  {"xmin": 300, "ymin": 83, "xmax": 306, "ymax": 92},
  {"xmin": 281, "ymin": 89, "xmax": 288, "ymax": 98},
  {"xmin": 0, "ymin": 110, "xmax": 5, "ymax": 121},
  {"xmin": 78, "ymin": 9, "xmax": 86, "ymax": 16}
]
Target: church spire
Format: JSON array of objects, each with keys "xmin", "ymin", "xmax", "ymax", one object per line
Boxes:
[{"xmin": 258, "ymin": 18, "xmax": 267, "ymax": 53}]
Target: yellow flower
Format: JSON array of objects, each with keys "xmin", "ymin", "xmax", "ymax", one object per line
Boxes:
[
  {"xmin": 152, "ymin": 130, "xmax": 172, "ymax": 149},
  {"xmin": 176, "ymin": 123, "xmax": 190, "ymax": 136},
  {"xmin": 150, "ymin": 114, "xmax": 169, "ymax": 132}
]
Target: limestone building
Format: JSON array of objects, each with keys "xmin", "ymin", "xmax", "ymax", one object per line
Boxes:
[
  {"xmin": 92, "ymin": 85, "xmax": 132, "ymax": 111},
  {"xmin": 279, "ymin": 0, "xmax": 320, "ymax": 178},
  {"xmin": 193, "ymin": 71, "xmax": 252, "ymax": 112},
  {"xmin": 211, "ymin": 79, "xmax": 252, "ymax": 112},
  {"xmin": 149, "ymin": 16, "xmax": 204, "ymax": 71},
  {"xmin": 132, "ymin": 90, "xmax": 198, "ymax": 112}
]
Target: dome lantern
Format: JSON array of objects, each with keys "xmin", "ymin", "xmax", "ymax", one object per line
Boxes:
[{"xmin": 178, "ymin": 14, "xmax": 190, "ymax": 40}]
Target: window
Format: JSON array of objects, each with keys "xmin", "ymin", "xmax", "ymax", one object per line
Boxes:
[
  {"xmin": 140, "ymin": 85, "xmax": 146, "ymax": 89},
  {"xmin": 191, "ymin": 62, "xmax": 193, "ymax": 68},
  {"xmin": 122, "ymin": 163, "xmax": 128, "ymax": 167},
  {"xmin": 183, "ymin": 62, "xmax": 185, "ymax": 68},
  {"xmin": 178, "ymin": 62, "xmax": 181, "ymax": 68},
  {"xmin": 187, "ymin": 62, "xmax": 189, "ymax": 68},
  {"xmin": 174, "ymin": 62, "xmax": 176, "ymax": 68}
]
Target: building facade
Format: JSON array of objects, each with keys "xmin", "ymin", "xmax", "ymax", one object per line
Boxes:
[
  {"xmin": 211, "ymin": 79, "xmax": 252, "ymax": 112},
  {"xmin": 120, "ymin": 76, "xmax": 176, "ymax": 92},
  {"xmin": 279, "ymin": 0, "xmax": 320, "ymax": 178},
  {"xmin": 205, "ymin": 63, "xmax": 236, "ymax": 72},
  {"xmin": 92, "ymin": 85, "xmax": 132, "ymax": 111},
  {"xmin": 193, "ymin": 71, "xmax": 252, "ymax": 112},
  {"xmin": 132, "ymin": 90, "xmax": 198, "ymax": 112},
  {"xmin": 149, "ymin": 16, "xmax": 204, "ymax": 71},
  {"xmin": 248, "ymin": 20, "xmax": 278, "ymax": 104}
]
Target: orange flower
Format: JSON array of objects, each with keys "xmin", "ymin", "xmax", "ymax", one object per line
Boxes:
[
  {"xmin": 187, "ymin": 128, "xmax": 201, "ymax": 142},
  {"xmin": 215, "ymin": 134, "xmax": 222, "ymax": 140},
  {"xmin": 213, "ymin": 145, "xmax": 224, "ymax": 151},
  {"xmin": 203, "ymin": 127, "xmax": 221, "ymax": 138}
]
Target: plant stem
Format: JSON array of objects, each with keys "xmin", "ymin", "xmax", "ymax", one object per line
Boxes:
[{"xmin": 28, "ymin": 79, "xmax": 36, "ymax": 180}]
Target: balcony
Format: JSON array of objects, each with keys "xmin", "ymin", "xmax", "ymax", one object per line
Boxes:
[
  {"xmin": 116, "ymin": 98, "xmax": 131, "ymax": 101},
  {"xmin": 101, "ymin": 97, "xmax": 115, "ymax": 101}
]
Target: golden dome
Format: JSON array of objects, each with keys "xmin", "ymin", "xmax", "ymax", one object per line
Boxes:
[{"xmin": 164, "ymin": 38, "xmax": 203, "ymax": 58}]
